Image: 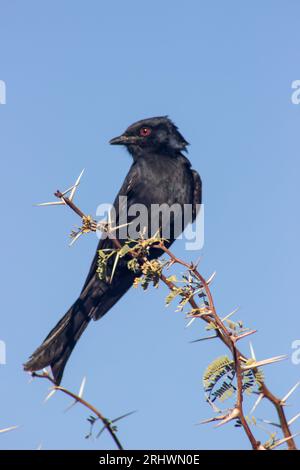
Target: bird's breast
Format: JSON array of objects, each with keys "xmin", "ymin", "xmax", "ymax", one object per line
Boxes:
[{"xmin": 140, "ymin": 156, "xmax": 193, "ymax": 207}]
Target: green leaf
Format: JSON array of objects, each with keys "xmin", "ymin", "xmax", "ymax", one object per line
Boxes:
[
  {"xmin": 165, "ymin": 288, "xmax": 182, "ymax": 306},
  {"xmin": 203, "ymin": 356, "xmax": 235, "ymax": 402}
]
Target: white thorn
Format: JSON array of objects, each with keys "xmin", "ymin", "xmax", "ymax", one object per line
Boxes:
[
  {"xmin": 269, "ymin": 431, "xmax": 300, "ymax": 449},
  {"xmin": 221, "ymin": 307, "xmax": 240, "ymax": 323},
  {"xmin": 282, "ymin": 381, "xmax": 300, "ymax": 404},
  {"xmin": 0, "ymin": 425, "xmax": 19, "ymax": 434},
  {"xmin": 61, "ymin": 185, "xmax": 77, "ymax": 196},
  {"xmin": 78, "ymin": 376, "xmax": 86, "ymax": 398},
  {"xmin": 199, "ymin": 415, "xmax": 224, "ymax": 425},
  {"xmin": 69, "ymin": 231, "xmax": 83, "ymax": 246},
  {"xmin": 242, "ymin": 355, "xmax": 288, "ymax": 370},
  {"xmin": 288, "ymin": 412, "xmax": 300, "ymax": 426},
  {"xmin": 36, "ymin": 201, "xmax": 65, "ymax": 206},
  {"xmin": 249, "ymin": 393, "xmax": 264, "ymax": 415},
  {"xmin": 110, "ymin": 252, "xmax": 120, "ymax": 283},
  {"xmin": 215, "ymin": 408, "xmax": 239, "ymax": 427},
  {"xmin": 108, "ymin": 221, "xmax": 132, "ymax": 233},
  {"xmin": 44, "ymin": 388, "xmax": 56, "ymax": 403},
  {"xmin": 206, "ymin": 271, "xmax": 216, "ymax": 285},
  {"xmin": 185, "ymin": 317, "xmax": 196, "ymax": 328},
  {"xmin": 69, "ymin": 169, "xmax": 85, "ymax": 201},
  {"xmin": 249, "ymin": 341, "xmax": 256, "ymax": 360}
]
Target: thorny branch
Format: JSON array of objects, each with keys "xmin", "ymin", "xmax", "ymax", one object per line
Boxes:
[
  {"xmin": 152, "ymin": 245, "xmax": 298, "ymax": 450},
  {"xmin": 31, "ymin": 371, "xmax": 124, "ymax": 450},
  {"xmin": 32, "ymin": 173, "xmax": 299, "ymax": 450}
]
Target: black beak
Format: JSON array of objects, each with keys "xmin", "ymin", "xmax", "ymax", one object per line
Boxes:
[{"xmin": 109, "ymin": 134, "xmax": 139, "ymax": 145}]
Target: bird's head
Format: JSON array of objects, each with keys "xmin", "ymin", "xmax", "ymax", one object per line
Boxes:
[{"xmin": 109, "ymin": 116, "xmax": 188, "ymax": 158}]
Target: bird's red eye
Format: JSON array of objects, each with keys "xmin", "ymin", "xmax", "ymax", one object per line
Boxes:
[{"xmin": 139, "ymin": 127, "xmax": 152, "ymax": 137}]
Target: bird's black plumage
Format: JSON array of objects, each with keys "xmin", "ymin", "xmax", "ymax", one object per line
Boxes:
[{"xmin": 24, "ymin": 116, "xmax": 202, "ymax": 384}]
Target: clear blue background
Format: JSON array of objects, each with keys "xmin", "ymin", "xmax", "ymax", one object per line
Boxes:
[{"xmin": 0, "ymin": 0, "xmax": 299, "ymax": 450}]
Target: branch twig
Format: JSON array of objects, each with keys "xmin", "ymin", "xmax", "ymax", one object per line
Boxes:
[
  {"xmin": 33, "ymin": 177, "xmax": 298, "ymax": 450},
  {"xmin": 32, "ymin": 371, "xmax": 123, "ymax": 450},
  {"xmin": 154, "ymin": 243, "xmax": 297, "ymax": 450}
]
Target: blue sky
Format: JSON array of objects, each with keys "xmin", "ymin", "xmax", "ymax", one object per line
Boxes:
[{"xmin": 0, "ymin": 0, "xmax": 299, "ymax": 450}]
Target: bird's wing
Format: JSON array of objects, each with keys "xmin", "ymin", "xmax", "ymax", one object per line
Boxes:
[
  {"xmin": 191, "ymin": 169, "xmax": 202, "ymax": 222},
  {"xmin": 80, "ymin": 163, "xmax": 141, "ymax": 292}
]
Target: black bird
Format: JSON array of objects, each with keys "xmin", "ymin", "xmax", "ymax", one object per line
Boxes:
[{"xmin": 24, "ymin": 116, "xmax": 202, "ymax": 384}]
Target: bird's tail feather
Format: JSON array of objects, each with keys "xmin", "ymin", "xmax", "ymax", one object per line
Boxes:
[
  {"xmin": 23, "ymin": 298, "xmax": 91, "ymax": 385},
  {"xmin": 24, "ymin": 270, "xmax": 135, "ymax": 384}
]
